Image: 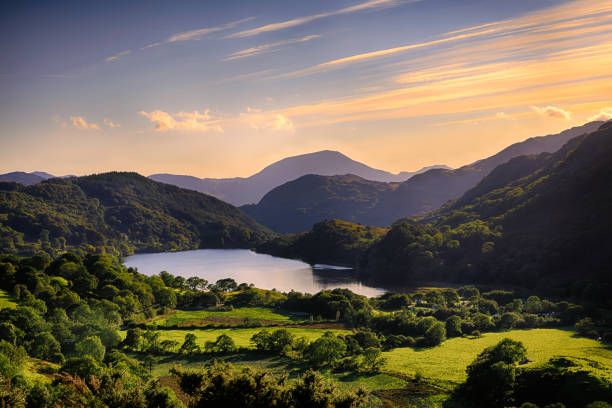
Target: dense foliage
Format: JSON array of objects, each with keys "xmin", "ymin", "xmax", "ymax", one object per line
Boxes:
[
  {"xmin": 242, "ymin": 174, "xmax": 397, "ymax": 233},
  {"xmin": 260, "ymin": 123, "xmax": 612, "ymax": 305},
  {"xmin": 457, "ymin": 339, "xmax": 612, "ymax": 407},
  {"xmin": 0, "ymin": 172, "xmax": 272, "ymax": 256},
  {"xmin": 243, "ymin": 122, "xmax": 604, "ymax": 231}
]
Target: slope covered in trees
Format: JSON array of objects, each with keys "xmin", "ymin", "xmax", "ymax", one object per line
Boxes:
[
  {"xmin": 242, "ymin": 174, "xmax": 397, "ymax": 233},
  {"xmin": 0, "ymin": 172, "xmax": 272, "ymax": 256},
  {"xmin": 261, "ymin": 122, "xmax": 612, "ymax": 303},
  {"xmin": 245, "ymin": 121, "xmax": 605, "ymax": 232}
]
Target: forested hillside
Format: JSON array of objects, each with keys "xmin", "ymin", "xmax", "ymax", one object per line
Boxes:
[
  {"xmin": 242, "ymin": 174, "xmax": 397, "ymax": 233},
  {"xmin": 0, "ymin": 172, "xmax": 272, "ymax": 256},
  {"xmin": 261, "ymin": 122, "xmax": 612, "ymax": 303},
  {"xmin": 245, "ymin": 122, "xmax": 604, "ymax": 232}
]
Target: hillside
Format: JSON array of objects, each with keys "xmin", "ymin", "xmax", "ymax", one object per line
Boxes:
[
  {"xmin": 257, "ymin": 219, "xmax": 388, "ymax": 266},
  {"xmin": 150, "ymin": 150, "xmax": 447, "ymax": 206},
  {"xmin": 261, "ymin": 122, "xmax": 612, "ymax": 302},
  {"xmin": 242, "ymin": 174, "xmax": 397, "ymax": 233},
  {"xmin": 245, "ymin": 121, "xmax": 605, "ymax": 231},
  {"xmin": 0, "ymin": 172, "xmax": 272, "ymax": 256}
]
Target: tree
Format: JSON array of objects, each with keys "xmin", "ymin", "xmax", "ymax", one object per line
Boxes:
[
  {"xmin": 75, "ymin": 336, "xmax": 106, "ymax": 361},
  {"xmin": 214, "ymin": 278, "xmax": 238, "ymax": 292},
  {"xmin": 205, "ymin": 334, "xmax": 236, "ymax": 353},
  {"xmin": 424, "ymin": 322, "xmax": 446, "ymax": 346},
  {"xmin": 60, "ymin": 356, "xmax": 106, "ymax": 382},
  {"xmin": 499, "ymin": 312, "xmax": 521, "ymax": 330},
  {"xmin": 122, "ymin": 327, "xmax": 143, "ymax": 350},
  {"xmin": 361, "ymin": 347, "xmax": 385, "ymax": 372},
  {"xmin": 446, "ymin": 315, "xmax": 463, "ymax": 337},
  {"xmin": 575, "ymin": 317, "xmax": 595, "ymax": 336},
  {"xmin": 462, "ymin": 338, "xmax": 527, "ymax": 407},
  {"xmin": 179, "ymin": 333, "xmax": 200, "ymax": 354},
  {"xmin": 31, "ymin": 332, "xmax": 63, "ymax": 363},
  {"xmin": 186, "ymin": 277, "xmax": 208, "ymax": 292},
  {"xmin": 143, "ymin": 354, "xmax": 158, "ymax": 373},
  {"xmin": 144, "ymin": 380, "xmax": 184, "ymax": 408},
  {"xmin": 305, "ymin": 332, "xmax": 346, "ymax": 367}
]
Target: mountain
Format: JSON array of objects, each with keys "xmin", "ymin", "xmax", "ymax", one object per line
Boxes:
[
  {"xmin": 259, "ymin": 122, "xmax": 612, "ymax": 302},
  {"xmin": 0, "ymin": 172, "xmax": 47, "ymax": 185},
  {"xmin": 242, "ymin": 174, "xmax": 397, "ymax": 233},
  {"xmin": 150, "ymin": 150, "xmax": 449, "ymax": 206},
  {"xmin": 30, "ymin": 171, "xmax": 56, "ymax": 179},
  {"xmin": 245, "ymin": 121, "xmax": 606, "ymax": 232},
  {"xmin": 0, "ymin": 172, "xmax": 272, "ymax": 256}
]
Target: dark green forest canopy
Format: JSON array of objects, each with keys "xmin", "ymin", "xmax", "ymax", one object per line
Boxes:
[
  {"xmin": 261, "ymin": 123, "xmax": 612, "ymax": 303},
  {"xmin": 0, "ymin": 172, "xmax": 273, "ymax": 256}
]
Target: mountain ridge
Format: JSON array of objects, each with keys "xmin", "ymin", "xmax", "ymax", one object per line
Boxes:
[
  {"xmin": 244, "ymin": 121, "xmax": 606, "ymax": 232},
  {"xmin": 150, "ymin": 150, "xmax": 449, "ymax": 206}
]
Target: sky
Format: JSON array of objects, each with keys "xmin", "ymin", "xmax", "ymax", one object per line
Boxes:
[{"xmin": 2, "ymin": 0, "xmax": 612, "ymax": 178}]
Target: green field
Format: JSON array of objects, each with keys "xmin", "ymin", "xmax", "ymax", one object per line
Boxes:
[
  {"xmin": 151, "ymin": 307, "xmax": 306, "ymax": 326},
  {"xmin": 383, "ymin": 328, "xmax": 612, "ymax": 385},
  {"xmin": 123, "ymin": 327, "xmax": 351, "ymax": 349},
  {"xmin": 150, "ymin": 352, "xmax": 405, "ymax": 391},
  {"xmin": 0, "ymin": 289, "xmax": 17, "ymax": 309}
]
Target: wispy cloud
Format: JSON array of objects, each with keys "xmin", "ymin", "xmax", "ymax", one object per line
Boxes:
[
  {"xmin": 104, "ymin": 118, "xmax": 121, "ymax": 128},
  {"xmin": 275, "ymin": 0, "xmax": 612, "ymax": 79},
  {"xmin": 70, "ymin": 116, "xmax": 100, "ymax": 130},
  {"xmin": 223, "ymin": 35, "xmax": 321, "ymax": 61},
  {"xmin": 531, "ymin": 106, "xmax": 572, "ymax": 120},
  {"xmin": 139, "ymin": 109, "xmax": 223, "ymax": 132},
  {"xmin": 225, "ymin": 0, "xmax": 410, "ymax": 39},
  {"xmin": 105, "ymin": 49, "xmax": 132, "ymax": 62},
  {"xmin": 240, "ymin": 107, "xmax": 294, "ymax": 131},
  {"xmin": 144, "ymin": 17, "xmax": 255, "ymax": 49},
  {"xmin": 588, "ymin": 107, "xmax": 612, "ymax": 122}
]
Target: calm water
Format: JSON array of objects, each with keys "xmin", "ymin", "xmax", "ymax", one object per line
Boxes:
[{"xmin": 124, "ymin": 249, "xmax": 385, "ymax": 297}]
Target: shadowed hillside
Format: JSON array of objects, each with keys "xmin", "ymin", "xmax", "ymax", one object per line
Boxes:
[
  {"xmin": 150, "ymin": 150, "xmax": 447, "ymax": 206},
  {"xmin": 0, "ymin": 172, "xmax": 272, "ymax": 256},
  {"xmin": 245, "ymin": 121, "xmax": 605, "ymax": 231}
]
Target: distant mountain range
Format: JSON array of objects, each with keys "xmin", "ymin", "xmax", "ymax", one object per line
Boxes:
[
  {"xmin": 149, "ymin": 150, "xmax": 449, "ymax": 206},
  {"xmin": 0, "ymin": 171, "xmax": 73, "ymax": 185},
  {"xmin": 244, "ymin": 121, "xmax": 606, "ymax": 232}
]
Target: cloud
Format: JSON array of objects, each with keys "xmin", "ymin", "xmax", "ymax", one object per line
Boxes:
[
  {"xmin": 52, "ymin": 116, "xmax": 68, "ymax": 129},
  {"xmin": 223, "ymin": 35, "xmax": 321, "ymax": 61},
  {"xmin": 531, "ymin": 106, "xmax": 572, "ymax": 120},
  {"xmin": 240, "ymin": 108, "xmax": 294, "ymax": 131},
  {"xmin": 70, "ymin": 116, "xmax": 100, "ymax": 130},
  {"xmin": 587, "ymin": 107, "xmax": 612, "ymax": 122},
  {"xmin": 104, "ymin": 118, "xmax": 120, "ymax": 128},
  {"xmin": 275, "ymin": 0, "xmax": 612, "ymax": 79},
  {"xmin": 139, "ymin": 109, "xmax": 223, "ymax": 132},
  {"xmin": 225, "ymin": 0, "xmax": 410, "ymax": 38},
  {"xmin": 144, "ymin": 17, "xmax": 255, "ymax": 49},
  {"xmin": 105, "ymin": 50, "xmax": 132, "ymax": 62}
]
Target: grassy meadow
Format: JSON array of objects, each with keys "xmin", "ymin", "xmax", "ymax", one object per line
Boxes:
[
  {"xmin": 122, "ymin": 326, "xmax": 351, "ymax": 349},
  {"xmin": 150, "ymin": 307, "xmax": 307, "ymax": 326},
  {"xmin": 383, "ymin": 327, "xmax": 612, "ymax": 384}
]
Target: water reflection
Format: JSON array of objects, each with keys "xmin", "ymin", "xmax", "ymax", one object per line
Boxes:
[{"xmin": 124, "ymin": 249, "xmax": 385, "ymax": 297}]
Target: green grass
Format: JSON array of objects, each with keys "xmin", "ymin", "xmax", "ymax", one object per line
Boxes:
[
  {"xmin": 0, "ymin": 289, "xmax": 17, "ymax": 309},
  {"xmin": 145, "ymin": 351, "xmax": 405, "ymax": 407},
  {"xmin": 122, "ymin": 327, "xmax": 350, "ymax": 349},
  {"xmin": 151, "ymin": 307, "xmax": 306, "ymax": 326},
  {"xmin": 383, "ymin": 327, "xmax": 612, "ymax": 385}
]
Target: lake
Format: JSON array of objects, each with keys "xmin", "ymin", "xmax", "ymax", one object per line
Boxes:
[{"xmin": 124, "ymin": 249, "xmax": 385, "ymax": 297}]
